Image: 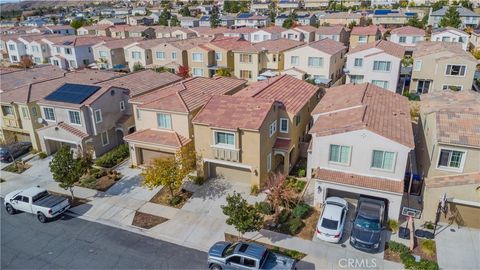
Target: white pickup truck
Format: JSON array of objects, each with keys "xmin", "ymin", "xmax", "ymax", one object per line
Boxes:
[{"xmin": 4, "ymin": 187, "xmax": 70, "ymax": 223}]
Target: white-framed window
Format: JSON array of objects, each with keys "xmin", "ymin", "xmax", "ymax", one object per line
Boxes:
[
  {"xmin": 136, "ymin": 108, "xmax": 141, "ymax": 120},
  {"xmin": 34, "ymin": 57, "xmax": 41, "ymax": 63},
  {"xmin": 99, "ymin": 51, "xmax": 108, "ymax": 57},
  {"xmin": 31, "ymin": 107, "xmax": 37, "ymax": 117},
  {"xmin": 240, "ymin": 54, "xmax": 252, "ymax": 63},
  {"xmin": 350, "ymin": 75, "xmax": 364, "ymax": 83},
  {"xmin": 399, "ymin": 36, "xmax": 407, "ymax": 43},
  {"xmin": 290, "ymin": 56, "xmax": 299, "ymax": 65},
  {"xmin": 214, "ymin": 131, "xmax": 235, "ymax": 148},
  {"xmin": 156, "ymin": 51, "xmax": 165, "ymax": 59},
  {"xmin": 56, "ymin": 47, "xmax": 61, "ymax": 53},
  {"xmin": 240, "ymin": 70, "xmax": 252, "ymax": 79},
  {"xmin": 1, "ymin": 105, "xmax": 14, "ymax": 116},
  {"xmin": 280, "ymin": 118, "xmax": 288, "ymax": 133},
  {"xmin": 131, "ymin": 51, "xmax": 141, "ymax": 59},
  {"xmin": 267, "ymin": 152, "xmax": 272, "ymax": 172},
  {"xmin": 253, "ymin": 34, "xmax": 260, "ymax": 41},
  {"xmin": 329, "ymin": 144, "xmax": 351, "ymax": 165},
  {"xmin": 445, "ymin": 65, "xmax": 466, "ymax": 76},
  {"xmin": 215, "ymin": 52, "xmax": 222, "ymax": 61},
  {"xmin": 358, "ymin": 35, "xmax": 367, "ymax": 43},
  {"xmin": 354, "ymin": 58, "xmax": 363, "ymax": 67},
  {"xmin": 192, "ymin": 52, "xmax": 203, "ymax": 62},
  {"xmin": 157, "ymin": 113, "xmax": 172, "ymax": 129},
  {"xmin": 442, "ymin": 36, "xmax": 450, "ymax": 42},
  {"xmin": 65, "ymin": 48, "xmax": 72, "ymax": 54},
  {"xmin": 8, "ymin": 44, "xmax": 15, "ymax": 51},
  {"xmin": 412, "ymin": 36, "xmax": 421, "ymax": 43},
  {"xmin": 21, "ymin": 107, "xmax": 29, "ymax": 119},
  {"xmin": 68, "ymin": 110, "xmax": 81, "ymax": 125},
  {"xmin": 373, "ymin": 61, "xmax": 391, "ymax": 72},
  {"xmin": 372, "ymin": 80, "xmax": 389, "ymax": 89},
  {"xmin": 119, "ymin": 101, "xmax": 125, "ymax": 111},
  {"xmin": 94, "ymin": 109, "xmax": 102, "ymax": 123},
  {"xmin": 192, "ymin": 68, "xmax": 203, "ymax": 77},
  {"xmin": 371, "ymin": 150, "xmax": 396, "ymax": 171},
  {"xmin": 437, "ymin": 149, "xmax": 465, "ymax": 171},
  {"xmin": 442, "ymin": 85, "xmax": 463, "ymax": 91},
  {"xmin": 43, "ymin": 107, "xmax": 55, "ymax": 121},
  {"xmin": 172, "ymin": 51, "xmax": 177, "ymax": 59},
  {"xmin": 11, "ymin": 55, "xmax": 18, "ymax": 62},
  {"xmin": 417, "ymin": 80, "xmax": 431, "ymax": 94},
  {"xmin": 32, "ymin": 45, "xmax": 39, "ymax": 52},
  {"xmin": 308, "ymin": 57, "xmax": 323, "ymax": 67},
  {"xmin": 269, "ymin": 120, "xmax": 277, "ymax": 137},
  {"xmin": 100, "ymin": 131, "xmax": 109, "ymax": 146},
  {"xmin": 414, "ymin": 60, "xmax": 422, "ymax": 71}
]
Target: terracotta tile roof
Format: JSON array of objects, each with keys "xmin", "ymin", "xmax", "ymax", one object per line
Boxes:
[
  {"xmin": 235, "ymin": 75, "xmax": 319, "ymax": 114},
  {"xmin": 273, "ymin": 138, "xmax": 291, "ymax": 150},
  {"xmin": 310, "ymin": 83, "xmax": 414, "ymax": 148},
  {"xmin": 192, "ymin": 95, "xmax": 274, "ymax": 130},
  {"xmin": 225, "ymin": 27, "xmax": 259, "ymax": 34},
  {"xmin": 412, "ymin": 41, "xmax": 476, "ymax": 61},
  {"xmin": 432, "ymin": 27, "xmax": 467, "ymax": 36},
  {"xmin": 321, "ymin": 12, "xmax": 362, "ymax": 20},
  {"xmin": 294, "ymin": 25, "xmax": 318, "ymax": 33},
  {"xmin": 45, "ymin": 35, "xmax": 114, "ymax": 47},
  {"xmin": 235, "ymin": 38, "xmax": 304, "ymax": 53},
  {"xmin": 37, "ymin": 121, "xmax": 89, "ymax": 139},
  {"xmin": 127, "ymin": 37, "xmax": 178, "ymax": 49},
  {"xmin": 132, "ymin": 76, "xmax": 246, "ymax": 113},
  {"xmin": 124, "ymin": 25, "xmax": 150, "ymax": 33},
  {"xmin": 313, "ymin": 168, "xmax": 404, "ymax": 194},
  {"xmin": 425, "ymin": 172, "xmax": 480, "ymax": 188},
  {"xmin": 348, "ymin": 40, "xmax": 405, "ymax": 59},
  {"xmin": 390, "ymin": 26, "xmax": 425, "ymax": 36},
  {"xmin": 307, "ymin": 38, "xmax": 347, "ymax": 55},
  {"xmin": 124, "ymin": 129, "xmax": 191, "ymax": 148},
  {"xmin": 207, "ymin": 37, "xmax": 252, "ymax": 51},
  {"xmin": 258, "ymin": 26, "xmax": 285, "ymax": 34},
  {"xmin": 80, "ymin": 24, "xmax": 112, "ymax": 31},
  {"xmin": 315, "ymin": 25, "xmax": 345, "ymax": 35},
  {"xmin": 93, "ymin": 37, "xmax": 144, "ymax": 49},
  {"xmin": 158, "ymin": 37, "xmax": 212, "ymax": 50},
  {"xmin": 0, "ymin": 65, "xmax": 66, "ymax": 92},
  {"xmin": 351, "ymin": 25, "xmax": 380, "ymax": 36},
  {"xmin": 190, "ymin": 26, "xmax": 228, "ymax": 36}
]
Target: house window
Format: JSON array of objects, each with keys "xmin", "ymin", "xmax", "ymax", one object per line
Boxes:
[
  {"xmin": 31, "ymin": 107, "xmax": 37, "ymax": 117},
  {"xmin": 438, "ymin": 149, "xmax": 464, "ymax": 170},
  {"xmin": 192, "ymin": 68, "xmax": 203, "ymax": 77},
  {"xmin": 371, "ymin": 150, "xmax": 396, "ymax": 171},
  {"xmin": 118, "ymin": 101, "xmax": 125, "ymax": 111},
  {"xmin": 192, "ymin": 52, "xmax": 203, "ymax": 62},
  {"xmin": 358, "ymin": 35, "xmax": 367, "ymax": 43},
  {"xmin": 329, "ymin": 144, "xmax": 351, "ymax": 165},
  {"xmin": 253, "ymin": 34, "xmax": 260, "ymax": 41},
  {"xmin": 442, "ymin": 36, "xmax": 450, "ymax": 42},
  {"xmin": 21, "ymin": 107, "xmax": 29, "ymax": 119},
  {"xmin": 214, "ymin": 131, "xmax": 235, "ymax": 147},
  {"xmin": 101, "ymin": 131, "xmax": 109, "ymax": 146},
  {"xmin": 445, "ymin": 65, "xmax": 466, "ymax": 76},
  {"xmin": 11, "ymin": 56, "xmax": 17, "ymax": 62},
  {"xmin": 156, "ymin": 51, "xmax": 165, "ymax": 59},
  {"xmin": 350, "ymin": 75, "xmax": 364, "ymax": 83},
  {"xmin": 8, "ymin": 44, "xmax": 15, "ymax": 51},
  {"xmin": 372, "ymin": 80, "xmax": 389, "ymax": 89},
  {"xmin": 290, "ymin": 56, "xmax": 299, "ymax": 65},
  {"xmin": 172, "ymin": 51, "xmax": 177, "ymax": 59},
  {"xmin": 136, "ymin": 108, "xmax": 141, "ymax": 119},
  {"xmin": 295, "ymin": 113, "xmax": 301, "ymax": 126},
  {"xmin": 442, "ymin": 85, "xmax": 463, "ymax": 91},
  {"xmin": 32, "ymin": 45, "xmax": 39, "ymax": 52},
  {"xmin": 34, "ymin": 57, "xmax": 41, "ymax": 63},
  {"xmin": 99, "ymin": 51, "xmax": 108, "ymax": 57},
  {"xmin": 269, "ymin": 120, "xmax": 277, "ymax": 137},
  {"xmin": 68, "ymin": 110, "xmax": 81, "ymax": 125},
  {"xmin": 267, "ymin": 152, "xmax": 272, "ymax": 172},
  {"xmin": 43, "ymin": 107, "xmax": 55, "ymax": 121},
  {"xmin": 240, "ymin": 70, "xmax": 252, "ymax": 79},
  {"xmin": 157, "ymin": 113, "xmax": 172, "ymax": 129},
  {"xmin": 240, "ymin": 54, "xmax": 252, "ymax": 63},
  {"xmin": 414, "ymin": 60, "xmax": 422, "ymax": 71},
  {"xmin": 308, "ymin": 57, "xmax": 323, "ymax": 67},
  {"xmin": 280, "ymin": 118, "xmax": 288, "ymax": 133},
  {"xmin": 56, "ymin": 47, "xmax": 61, "ymax": 54},
  {"xmin": 215, "ymin": 52, "xmax": 222, "ymax": 61},
  {"xmin": 417, "ymin": 80, "xmax": 431, "ymax": 94},
  {"xmin": 373, "ymin": 61, "xmax": 391, "ymax": 72},
  {"xmin": 354, "ymin": 58, "xmax": 363, "ymax": 67},
  {"xmin": 131, "ymin": 51, "xmax": 141, "ymax": 59},
  {"xmin": 65, "ymin": 48, "xmax": 72, "ymax": 54},
  {"xmin": 2, "ymin": 105, "xmax": 14, "ymax": 116},
  {"xmin": 94, "ymin": 109, "xmax": 102, "ymax": 123},
  {"xmin": 69, "ymin": 60, "xmax": 75, "ymax": 68},
  {"xmin": 399, "ymin": 36, "xmax": 407, "ymax": 43}
]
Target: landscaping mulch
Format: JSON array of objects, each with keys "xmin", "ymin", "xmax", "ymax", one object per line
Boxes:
[
  {"xmin": 2, "ymin": 162, "xmax": 31, "ymax": 174},
  {"xmin": 49, "ymin": 191, "xmax": 90, "ymax": 208},
  {"xmin": 225, "ymin": 232, "xmax": 306, "ymax": 261},
  {"xmin": 296, "ymin": 209, "xmax": 320, "ymax": 240},
  {"xmin": 132, "ymin": 211, "xmax": 168, "ymax": 229},
  {"xmin": 149, "ymin": 187, "xmax": 193, "ymax": 209},
  {"xmin": 384, "ymin": 246, "xmax": 402, "ymax": 263},
  {"xmin": 413, "ymin": 239, "xmax": 437, "ymax": 262},
  {"xmin": 76, "ymin": 170, "xmax": 122, "ymax": 192}
]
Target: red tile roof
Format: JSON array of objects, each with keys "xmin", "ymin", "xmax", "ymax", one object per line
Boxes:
[
  {"xmin": 124, "ymin": 129, "xmax": 191, "ymax": 148},
  {"xmin": 207, "ymin": 37, "xmax": 252, "ymax": 51},
  {"xmin": 307, "ymin": 38, "xmax": 347, "ymax": 55},
  {"xmin": 313, "ymin": 168, "xmax": 404, "ymax": 194},
  {"xmin": 93, "ymin": 37, "xmax": 144, "ymax": 49},
  {"xmin": 0, "ymin": 65, "xmax": 66, "ymax": 92},
  {"xmin": 37, "ymin": 122, "xmax": 89, "ymax": 139},
  {"xmin": 273, "ymin": 138, "xmax": 291, "ymax": 150},
  {"xmin": 258, "ymin": 26, "xmax": 285, "ymax": 34},
  {"xmin": 315, "ymin": 25, "xmax": 345, "ymax": 35},
  {"xmin": 425, "ymin": 172, "xmax": 480, "ymax": 188},
  {"xmin": 235, "ymin": 38, "xmax": 304, "ymax": 53},
  {"xmin": 310, "ymin": 83, "xmax": 414, "ymax": 148},
  {"xmin": 294, "ymin": 25, "xmax": 318, "ymax": 33},
  {"xmin": 351, "ymin": 25, "xmax": 381, "ymax": 36},
  {"xmin": 348, "ymin": 40, "xmax": 405, "ymax": 59},
  {"xmin": 390, "ymin": 26, "xmax": 425, "ymax": 36}
]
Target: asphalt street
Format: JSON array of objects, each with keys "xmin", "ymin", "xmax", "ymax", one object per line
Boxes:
[{"xmin": 1, "ymin": 199, "xmax": 207, "ymax": 269}]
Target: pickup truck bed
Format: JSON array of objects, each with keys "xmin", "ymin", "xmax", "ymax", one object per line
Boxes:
[{"xmin": 33, "ymin": 194, "xmax": 67, "ymax": 208}]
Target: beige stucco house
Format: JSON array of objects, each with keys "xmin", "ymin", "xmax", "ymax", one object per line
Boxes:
[
  {"xmin": 92, "ymin": 38, "xmax": 141, "ymax": 69},
  {"xmin": 349, "ymin": 25, "xmax": 382, "ymax": 49}
]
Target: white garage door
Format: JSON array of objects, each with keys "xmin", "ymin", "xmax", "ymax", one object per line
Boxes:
[{"xmin": 209, "ymin": 163, "xmax": 251, "ymax": 184}]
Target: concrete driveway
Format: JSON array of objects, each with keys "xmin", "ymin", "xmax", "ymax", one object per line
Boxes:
[{"xmin": 435, "ymin": 224, "xmax": 480, "ymax": 269}]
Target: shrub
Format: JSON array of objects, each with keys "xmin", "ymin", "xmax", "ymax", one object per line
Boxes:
[
  {"xmin": 421, "ymin": 240, "xmax": 436, "ymax": 257},
  {"xmin": 417, "ymin": 259, "xmax": 439, "ymax": 270},
  {"xmin": 388, "ymin": 240, "xmax": 410, "ymax": 254},
  {"xmin": 287, "ymin": 217, "xmax": 304, "ymax": 235},
  {"xmin": 79, "ymin": 175, "xmax": 96, "ymax": 189},
  {"xmin": 285, "ymin": 177, "xmax": 306, "ymax": 193},
  {"xmin": 193, "ymin": 176, "xmax": 204, "ymax": 185},
  {"xmin": 250, "ymin": 184, "xmax": 259, "ymax": 195},
  {"xmin": 297, "ymin": 168, "xmax": 306, "ymax": 177},
  {"xmin": 95, "ymin": 144, "xmax": 129, "ymax": 168},
  {"xmin": 278, "ymin": 209, "xmax": 290, "ymax": 224},
  {"xmin": 38, "ymin": 152, "xmax": 47, "ymax": 159},
  {"xmin": 387, "ymin": 219, "xmax": 400, "ymax": 233},
  {"xmin": 400, "ymin": 251, "xmax": 415, "ymax": 264},
  {"xmin": 424, "ymin": 222, "xmax": 435, "ymax": 230},
  {"xmin": 169, "ymin": 195, "xmax": 182, "ymax": 206},
  {"xmin": 292, "ymin": 202, "xmax": 311, "ymax": 219},
  {"xmin": 257, "ymin": 201, "xmax": 274, "ymax": 215}
]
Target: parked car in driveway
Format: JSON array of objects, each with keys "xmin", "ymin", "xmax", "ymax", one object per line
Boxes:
[
  {"xmin": 349, "ymin": 196, "xmax": 386, "ymax": 253},
  {"xmin": 4, "ymin": 187, "xmax": 70, "ymax": 223},
  {"xmin": 315, "ymin": 197, "xmax": 348, "ymax": 243},
  {"xmin": 207, "ymin": 241, "xmax": 296, "ymax": 270},
  {"xmin": 0, "ymin": 141, "xmax": 32, "ymax": 163}
]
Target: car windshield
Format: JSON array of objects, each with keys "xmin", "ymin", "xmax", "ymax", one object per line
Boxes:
[
  {"xmin": 321, "ymin": 218, "xmax": 339, "ymax": 230},
  {"xmin": 355, "ymin": 215, "xmax": 380, "ymax": 230},
  {"xmin": 223, "ymin": 243, "xmax": 239, "ymax": 257},
  {"xmin": 32, "ymin": 191, "xmax": 49, "ymax": 203}
]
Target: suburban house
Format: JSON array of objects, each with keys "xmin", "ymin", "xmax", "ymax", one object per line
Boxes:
[
  {"xmin": 98, "ymin": 18, "xmax": 126, "ymax": 26},
  {"xmin": 469, "ymin": 29, "xmax": 480, "ymax": 52},
  {"xmin": 283, "ymin": 38, "xmax": 347, "ymax": 85},
  {"xmin": 18, "ymin": 34, "xmax": 56, "ymax": 65},
  {"xmin": 251, "ymin": 1, "xmax": 271, "ymax": 13},
  {"xmin": 349, "ymin": 25, "xmax": 382, "ymax": 48},
  {"xmin": 127, "ymin": 16, "xmax": 154, "ymax": 26},
  {"xmin": 417, "ymin": 90, "xmax": 480, "ymax": 228},
  {"xmin": 431, "ymin": 27, "xmax": 470, "ymax": 51},
  {"xmin": 388, "ymin": 26, "xmax": 425, "ymax": 51},
  {"xmin": 150, "ymin": 26, "xmax": 197, "ymax": 39},
  {"xmin": 77, "ymin": 25, "xmax": 112, "ymax": 37},
  {"xmin": 92, "ymin": 38, "xmax": 142, "ymax": 69},
  {"xmin": 345, "ymin": 40, "xmax": 404, "ymax": 93},
  {"xmin": 410, "ymin": 42, "xmax": 476, "ymax": 94},
  {"xmin": 224, "ymin": 27, "xmax": 257, "ymax": 42},
  {"xmin": 234, "ymin": 13, "xmax": 270, "ymax": 28},
  {"xmin": 190, "ymin": 27, "xmax": 227, "ymax": 38},
  {"xmin": 205, "ymin": 37, "xmax": 252, "ymax": 75},
  {"xmin": 132, "ymin": 7, "xmax": 147, "ymax": 16},
  {"xmin": 186, "ymin": 44, "xmax": 216, "ymax": 77},
  {"xmin": 125, "ymin": 76, "xmax": 246, "ymax": 166},
  {"xmin": 282, "ymin": 25, "xmax": 317, "ymax": 43},
  {"xmin": 278, "ymin": 0, "xmax": 302, "ymax": 10},
  {"xmin": 35, "ymin": 70, "xmax": 181, "ymax": 158},
  {"xmin": 317, "ymin": 12, "xmax": 363, "ymax": 26},
  {"xmin": 193, "ymin": 75, "xmax": 320, "ymax": 187},
  {"xmin": 429, "ymin": 6, "xmax": 480, "ymax": 29},
  {"xmin": 44, "ymin": 25, "xmax": 75, "ymax": 35},
  {"xmin": 315, "ymin": 26, "xmax": 350, "ymax": 45},
  {"xmin": 297, "ymin": 13, "xmax": 317, "ymax": 26},
  {"xmin": 232, "ymin": 39, "xmax": 303, "ymax": 81},
  {"xmin": 250, "ymin": 26, "xmax": 284, "ymax": 43},
  {"xmin": 123, "ymin": 38, "xmax": 175, "ymax": 71},
  {"xmin": 275, "ymin": 14, "xmax": 290, "ymax": 27},
  {"xmin": 179, "ymin": 17, "xmax": 200, "ymax": 28},
  {"xmin": 5, "ymin": 36, "xmax": 27, "ymax": 63},
  {"xmin": 371, "ymin": 9, "xmax": 417, "ymax": 27},
  {"xmin": 307, "ymin": 83, "xmax": 414, "ymax": 220}
]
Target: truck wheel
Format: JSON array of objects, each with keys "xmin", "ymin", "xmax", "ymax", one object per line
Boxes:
[
  {"xmin": 5, "ymin": 204, "xmax": 16, "ymax": 215},
  {"xmin": 210, "ymin": 264, "xmax": 222, "ymax": 270},
  {"xmin": 37, "ymin": 213, "xmax": 47, "ymax": 223}
]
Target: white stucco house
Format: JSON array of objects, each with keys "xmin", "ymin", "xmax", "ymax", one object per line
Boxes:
[
  {"xmin": 431, "ymin": 27, "xmax": 469, "ymax": 51},
  {"xmin": 389, "ymin": 26, "xmax": 425, "ymax": 50},
  {"xmin": 307, "ymin": 83, "xmax": 415, "ymax": 220},
  {"xmin": 345, "ymin": 40, "xmax": 405, "ymax": 93},
  {"xmin": 6, "ymin": 37, "xmax": 27, "ymax": 63}
]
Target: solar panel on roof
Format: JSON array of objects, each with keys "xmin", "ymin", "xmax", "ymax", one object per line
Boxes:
[
  {"xmin": 45, "ymin": 83, "xmax": 101, "ymax": 104},
  {"xmin": 237, "ymin": 13, "xmax": 252, "ymax": 19}
]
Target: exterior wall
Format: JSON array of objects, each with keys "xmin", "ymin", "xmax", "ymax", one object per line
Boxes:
[
  {"xmin": 372, "ymin": 16, "xmax": 408, "ymax": 26},
  {"xmin": 389, "ymin": 33, "xmax": 424, "ymax": 47},
  {"xmin": 187, "ymin": 48, "xmax": 214, "ymax": 77},
  {"xmin": 431, "ymin": 31, "xmax": 469, "ymax": 51},
  {"xmin": 93, "ymin": 45, "xmax": 126, "ymax": 69},
  {"xmin": 124, "ymin": 46, "xmax": 151, "ymax": 70},
  {"xmin": 133, "ymin": 106, "xmax": 191, "ymax": 138},
  {"xmin": 25, "ymin": 40, "xmax": 51, "ymax": 64},
  {"xmin": 251, "ymin": 30, "xmax": 280, "ymax": 43},
  {"xmin": 318, "ymin": 17, "xmax": 361, "ymax": 27},
  {"xmin": 349, "ymin": 33, "xmax": 381, "ymax": 48},
  {"xmin": 282, "ymin": 29, "xmax": 304, "ymax": 42},
  {"xmin": 262, "ymin": 52, "xmax": 283, "ymax": 71},
  {"xmin": 233, "ymin": 52, "xmax": 261, "ymax": 81},
  {"xmin": 6, "ymin": 40, "xmax": 26, "ymax": 63},
  {"xmin": 151, "ymin": 44, "xmax": 186, "ymax": 72}
]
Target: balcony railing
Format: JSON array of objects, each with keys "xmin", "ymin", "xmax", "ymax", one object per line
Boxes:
[
  {"xmin": 212, "ymin": 146, "xmax": 240, "ymax": 162},
  {"xmin": 2, "ymin": 117, "xmax": 22, "ymax": 129}
]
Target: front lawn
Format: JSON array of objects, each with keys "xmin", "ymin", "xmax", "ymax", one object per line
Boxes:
[
  {"xmin": 2, "ymin": 162, "xmax": 31, "ymax": 174},
  {"xmin": 149, "ymin": 187, "xmax": 193, "ymax": 209},
  {"xmin": 77, "ymin": 167, "xmax": 122, "ymax": 192},
  {"xmin": 132, "ymin": 211, "xmax": 168, "ymax": 229},
  {"xmin": 95, "ymin": 144, "xmax": 129, "ymax": 168}
]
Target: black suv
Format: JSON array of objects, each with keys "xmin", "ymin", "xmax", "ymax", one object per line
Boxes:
[
  {"xmin": 349, "ymin": 197, "xmax": 386, "ymax": 253},
  {"xmin": 0, "ymin": 142, "xmax": 32, "ymax": 163}
]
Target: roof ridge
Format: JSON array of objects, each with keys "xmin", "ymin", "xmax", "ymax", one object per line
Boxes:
[{"xmin": 175, "ymin": 90, "xmax": 190, "ymax": 112}]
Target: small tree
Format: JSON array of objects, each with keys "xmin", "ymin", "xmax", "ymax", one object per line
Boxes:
[
  {"xmin": 432, "ymin": 0, "xmax": 448, "ymax": 11},
  {"xmin": 210, "ymin": 5, "xmax": 220, "ymax": 28},
  {"xmin": 282, "ymin": 18, "xmax": 295, "ymax": 29},
  {"xmin": 216, "ymin": 67, "xmax": 232, "ymax": 77},
  {"xmin": 49, "ymin": 145, "xmax": 87, "ymax": 201},
  {"xmin": 221, "ymin": 192, "xmax": 264, "ymax": 239},
  {"xmin": 179, "ymin": 5, "xmax": 191, "ymax": 17},
  {"xmin": 177, "ymin": 65, "xmax": 190, "ymax": 78},
  {"xmin": 348, "ymin": 21, "xmax": 357, "ymax": 29},
  {"xmin": 70, "ymin": 18, "xmax": 85, "ymax": 30},
  {"xmin": 170, "ymin": 15, "xmax": 180, "ymax": 27},
  {"xmin": 158, "ymin": 7, "xmax": 171, "ymax": 26},
  {"xmin": 406, "ymin": 14, "xmax": 424, "ymax": 28},
  {"xmin": 132, "ymin": 62, "xmax": 144, "ymax": 72},
  {"xmin": 439, "ymin": 6, "xmax": 462, "ymax": 28},
  {"xmin": 142, "ymin": 157, "xmax": 182, "ymax": 197},
  {"xmin": 265, "ymin": 173, "xmax": 298, "ymax": 223},
  {"xmin": 19, "ymin": 56, "xmax": 34, "ymax": 69}
]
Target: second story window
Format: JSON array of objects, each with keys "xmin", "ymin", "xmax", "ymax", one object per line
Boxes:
[
  {"xmin": 269, "ymin": 120, "xmax": 277, "ymax": 137},
  {"xmin": 354, "ymin": 58, "xmax": 363, "ymax": 67},
  {"xmin": 136, "ymin": 108, "xmax": 141, "ymax": 120},
  {"xmin": 371, "ymin": 150, "xmax": 396, "ymax": 171},
  {"xmin": 156, "ymin": 51, "xmax": 165, "ymax": 60},
  {"xmin": 399, "ymin": 36, "xmax": 406, "ymax": 43},
  {"xmin": 290, "ymin": 56, "xmax": 299, "ymax": 65},
  {"xmin": 68, "ymin": 110, "xmax": 81, "ymax": 125},
  {"xmin": 2, "ymin": 105, "xmax": 14, "ymax": 116},
  {"xmin": 329, "ymin": 144, "xmax": 351, "ymax": 165},
  {"xmin": 157, "ymin": 113, "xmax": 172, "ymax": 129},
  {"xmin": 215, "ymin": 52, "xmax": 222, "ymax": 61},
  {"xmin": 295, "ymin": 113, "xmax": 301, "ymax": 126},
  {"xmin": 437, "ymin": 149, "xmax": 464, "ymax": 171},
  {"xmin": 94, "ymin": 109, "xmax": 103, "ymax": 123},
  {"xmin": 192, "ymin": 68, "xmax": 203, "ymax": 77},
  {"xmin": 214, "ymin": 131, "xmax": 235, "ymax": 148},
  {"xmin": 43, "ymin": 107, "xmax": 55, "ymax": 121},
  {"xmin": 240, "ymin": 54, "xmax": 252, "ymax": 63},
  {"xmin": 119, "ymin": 101, "xmax": 125, "ymax": 111},
  {"xmin": 31, "ymin": 107, "xmax": 37, "ymax": 117},
  {"xmin": 358, "ymin": 35, "xmax": 367, "ymax": 43},
  {"xmin": 99, "ymin": 51, "xmax": 108, "ymax": 58},
  {"xmin": 445, "ymin": 65, "xmax": 466, "ymax": 76},
  {"xmin": 308, "ymin": 57, "xmax": 323, "ymax": 68},
  {"xmin": 372, "ymin": 80, "xmax": 389, "ymax": 89},
  {"xmin": 172, "ymin": 51, "xmax": 177, "ymax": 59},
  {"xmin": 8, "ymin": 44, "xmax": 15, "ymax": 51},
  {"xmin": 132, "ymin": 51, "xmax": 141, "ymax": 60},
  {"xmin": 280, "ymin": 118, "xmax": 289, "ymax": 133},
  {"xmin": 32, "ymin": 45, "xmax": 39, "ymax": 52},
  {"xmin": 414, "ymin": 60, "xmax": 422, "ymax": 71},
  {"xmin": 56, "ymin": 47, "xmax": 60, "ymax": 54},
  {"xmin": 373, "ymin": 61, "xmax": 391, "ymax": 72},
  {"xmin": 65, "ymin": 48, "xmax": 72, "ymax": 55},
  {"xmin": 192, "ymin": 52, "xmax": 203, "ymax": 62}
]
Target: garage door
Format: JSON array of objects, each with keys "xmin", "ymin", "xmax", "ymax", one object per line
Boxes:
[
  {"xmin": 209, "ymin": 163, "xmax": 251, "ymax": 184},
  {"xmin": 441, "ymin": 203, "xmax": 480, "ymax": 229},
  {"xmin": 140, "ymin": 148, "xmax": 174, "ymax": 165}
]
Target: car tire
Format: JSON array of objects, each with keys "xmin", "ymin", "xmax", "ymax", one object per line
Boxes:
[
  {"xmin": 37, "ymin": 213, "xmax": 47, "ymax": 223},
  {"xmin": 5, "ymin": 204, "xmax": 16, "ymax": 215},
  {"xmin": 210, "ymin": 264, "xmax": 222, "ymax": 270}
]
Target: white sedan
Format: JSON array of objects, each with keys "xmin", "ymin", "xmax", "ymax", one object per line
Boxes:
[{"xmin": 316, "ymin": 197, "xmax": 349, "ymax": 243}]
